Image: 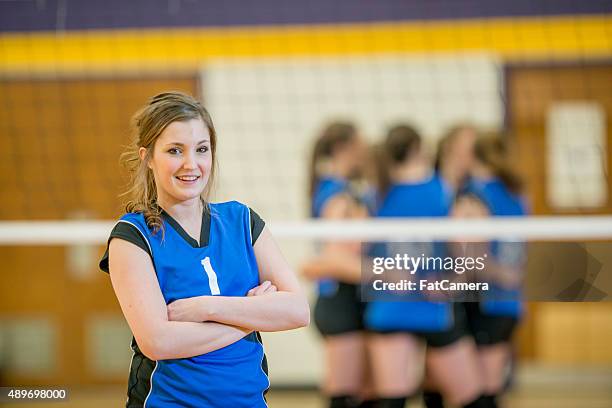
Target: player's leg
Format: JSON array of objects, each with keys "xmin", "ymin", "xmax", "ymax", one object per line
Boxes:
[
  {"xmin": 477, "ymin": 343, "xmax": 511, "ymax": 406},
  {"xmin": 422, "ymin": 374, "xmax": 445, "ymax": 408},
  {"xmin": 426, "ymin": 337, "xmax": 489, "ymax": 407},
  {"xmin": 315, "ymin": 282, "xmax": 370, "ymax": 408},
  {"xmin": 357, "ymin": 336, "xmax": 377, "ymax": 407},
  {"xmin": 367, "ymin": 332, "xmax": 425, "ymax": 408},
  {"xmin": 425, "ymin": 302, "xmax": 494, "ymax": 408},
  {"xmin": 471, "ymin": 312, "xmax": 518, "ymax": 406},
  {"xmin": 324, "ymin": 332, "xmax": 368, "ymax": 407}
]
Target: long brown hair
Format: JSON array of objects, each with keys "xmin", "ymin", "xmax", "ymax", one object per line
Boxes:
[
  {"xmin": 474, "ymin": 132, "xmax": 522, "ymax": 194},
  {"xmin": 308, "ymin": 122, "xmax": 357, "ymax": 205},
  {"xmin": 434, "ymin": 123, "xmax": 476, "ymax": 171},
  {"xmin": 121, "ymin": 91, "xmax": 218, "ymax": 233},
  {"xmin": 375, "ymin": 124, "xmax": 422, "ymax": 197}
]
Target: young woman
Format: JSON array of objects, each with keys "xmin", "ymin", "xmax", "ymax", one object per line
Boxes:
[
  {"xmin": 461, "ymin": 133, "xmax": 528, "ymax": 407},
  {"xmin": 423, "ymin": 123, "xmax": 479, "ymax": 408},
  {"xmin": 301, "ymin": 122, "xmax": 373, "ymax": 408},
  {"xmin": 99, "ymin": 92, "xmax": 309, "ymax": 407},
  {"xmin": 365, "ymin": 124, "xmax": 488, "ymax": 408}
]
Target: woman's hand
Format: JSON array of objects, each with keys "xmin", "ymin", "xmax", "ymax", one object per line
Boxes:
[
  {"xmin": 300, "ymin": 258, "xmax": 328, "ymax": 280},
  {"xmin": 167, "ymin": 281, "xmax": 277, "ymax": 322},
  {"xmin": 247, "ymin": 280, "xmax": 277, "ymax": 296},
  {"xmin": 167, "ymin": 296, "xmax": 209, "ymax": 322}
]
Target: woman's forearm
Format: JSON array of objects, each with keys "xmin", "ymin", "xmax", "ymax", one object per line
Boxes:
[
  {"xmin": 303, "ymin": 253, "xmax": 362, "ymax": 283},
  {"xmin": 196, "ymin": 292, "xmax": 309, "ymax": 332},
  {"xmin": 484, "ymin": 259, "xmax": 524, "ymax": 288},
  {"xmin": 141, "ymin": 321, "xmax": 251, "ymax": 361}
]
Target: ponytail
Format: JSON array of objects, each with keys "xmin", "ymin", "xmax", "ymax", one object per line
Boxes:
[
  {"xmin": 308, "ymin": 122, "xmax": 357, "ymax": 206},
  {"xmin": 474, "ymin": 132, "xmax": 523, "ymax": 194},
  {"xmin": 375, "ymin": 124, "xmax": 422, "ymax": 197}
]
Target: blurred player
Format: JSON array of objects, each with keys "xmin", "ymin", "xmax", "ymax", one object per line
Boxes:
[
  {"xmin": 302, "ymin": 122, "xmax": 374, "ymax": 408},
  {"xmin": 460, "ymin": 133, "xmax": 528, "ymax": 407},
  {"xmin": 365, "ymin": 124, "xmax": 489, "ymax": 408},
  {"xmin": 423, "ymin": 123, "xmax": 478, "ymax": 408}
]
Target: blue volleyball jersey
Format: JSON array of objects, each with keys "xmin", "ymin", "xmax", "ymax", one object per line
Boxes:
[
  {"xmin": 468, "ymin": 178, "xmax": 528, "ymax": 217},
  {"xmin": 365, "ymin": 176, "xmax": 454, "ymax": 332},
  {"xmin": 469, "ymin": 177, "xmax": 528, "ymax": 318},
  {"xmin": 111, "ymin": 201, "xmax": 269, "ymax": 408},
  {"xmin": 312, "ymin": 177, "xmax": 350, "ymax": 296},
  {"xmin": 377, "ymin": 175, "xmax": 452, "ymax": 217},
  {"xmin": 312, "ymin": 177, "xmax": 349, "ymax": 217}
]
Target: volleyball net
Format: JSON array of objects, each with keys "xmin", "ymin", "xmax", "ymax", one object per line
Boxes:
[
  {"xmin": 1, "ymin": 216, "xmax": 611, "ymax": 301},
  {"xmin": 1, "ymin": 3, "xmax": 611, "ymax": 224}
]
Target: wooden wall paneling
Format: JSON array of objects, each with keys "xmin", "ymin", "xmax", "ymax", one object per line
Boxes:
[
  {"xmin": 507, "ymin": 61, "xmax": 612, "ymax": 365},
  {"xmin": 0, "ymin": 76, "xmax": 198, "ymax": 385}
]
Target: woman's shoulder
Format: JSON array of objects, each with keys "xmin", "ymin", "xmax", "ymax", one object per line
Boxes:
[
  {"xmin": 208, "ymin": 200, "xmax": 257, "ymax": 221},
  {"xmin": 209, "ymin": 200, "xmax": 250, "ymax": 213},
  {"xmin": 314, "ymin": 177, "xmax": 348, "ymax": 200},
  {"xmin": 208, "ymin": 201, "xmax": 265, "ymax": 245},
  {"xmin": 100, "ymin": 212, "xmax": 152, "ymax": 273},
  {"xmin": 117, "ymin": 211, "xmax": 145, "ymax": 221},
  {"xmin": 114, "ymin": 211, "xmax": 148, "ymax": 229}
]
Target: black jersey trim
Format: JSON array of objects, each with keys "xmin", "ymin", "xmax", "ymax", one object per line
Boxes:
[
  {"xmin": 126, "ymin": 352, "xmax": 157, "ymax": 407},
  {"xmin": 159, "ymin": 203, "xmax": 264, "ymax": 248},
  {"xmin": 99, "ymin": 221, "xmax": 153, "ymax": 273},
  {"xmin": 127, "ymin": 351, "xmax": 144, "ymax": 404},
  {"xmin": 255, "ymin": 331, "xmax": 270, "ymax": 403},
  {"xmin": 118, "ymin": 220, "xmax": 153, "ymax": 254},
  {"xmin": 99, "ymin": 204, "xmax": 264, "ymax": 273},
  {"xmin": 249, "ymin": 208, "xmax": 265, "ymax": 246},
  {"xmin": 160, "ymin": 203, "xmax": 210, "ymax": 248},
  {"xmin": 143, "ymin": 360, "xmax": 158, "ymax": 407}
]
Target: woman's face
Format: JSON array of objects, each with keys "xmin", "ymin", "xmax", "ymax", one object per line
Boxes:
[
  {"xmin": 449, "ymin": 128, "xmax": 476, "ymax": 175},
  {"xmin": 142, "ymin": 118, "xmax": 213, "ymax": 206},
  {"xmin": 342, "ymin": 135, "xmax": 367, "ymax": 177}
]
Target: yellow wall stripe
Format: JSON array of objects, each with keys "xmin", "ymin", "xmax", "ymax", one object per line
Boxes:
[{"xmin": 1, "ymin": 15, "xmax": 610, "ymax": 74}]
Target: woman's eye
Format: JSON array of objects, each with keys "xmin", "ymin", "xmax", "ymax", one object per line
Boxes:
[
  {"xmin": 197, "ymin": 146, "xmax": 209, "ymax": 153},
  {"xmin": 168, "ymin": 148, "xmax": 180, "ymax": 154}
]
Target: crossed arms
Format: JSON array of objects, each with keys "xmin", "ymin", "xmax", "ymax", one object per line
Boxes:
[{"xmin": 108, "ymin": 227, "xmax": 310, "ymax": 361}]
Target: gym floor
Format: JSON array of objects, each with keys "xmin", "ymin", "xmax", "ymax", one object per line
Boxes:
[{"xmin": 3, "ymin": 366, "xmax": 611, "ymax": 408}]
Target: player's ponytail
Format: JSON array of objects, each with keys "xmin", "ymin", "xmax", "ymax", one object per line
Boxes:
[
  {"xmin": 474, "ymin": 132, "xmax": 523, "ymax": 194},
  {"xmin": 121, "ymin": 91, "xmax": 218, "ymax": 234},
  {"xmin": 376, "ymin": 124, "xmax": 422, "ymax": 198},
  {"xmin": 435, "ymin": 123, "xmax": 475, "ymax": 171},
  {"xmin": 308, "ymin": 122, "xmax": 357, "ymax": 213}
]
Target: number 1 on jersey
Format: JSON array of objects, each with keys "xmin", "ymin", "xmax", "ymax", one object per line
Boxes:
[{"xmin": 201, "ymin": 257, "xmax": 221, "ymax": 295}]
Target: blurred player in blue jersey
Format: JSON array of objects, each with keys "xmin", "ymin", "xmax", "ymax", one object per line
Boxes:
[
  {"xmin": 423, "ymin": 123, "xmax": 478, "ymax": 408},
  {"xmin": 99, "ymin": 92, "xmax": 309, "ymax": 407},
  {"xmin": 365, "ymin": 124, "xmax": 489, "ymax": 408},
  {"xmin": 460, "ymin": 133, "xmax": 528, "ymax": 407},
  {"xmin": 301, "ymin": 122, "xmax": 377, "ymax": 408}
]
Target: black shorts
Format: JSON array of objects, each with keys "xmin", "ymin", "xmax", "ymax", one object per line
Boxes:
[
  {"xmin": 314, "ymin": 282, "xmax": 365, "ymax": 336},
  {"xmin": 464, "ymin": 302, "xmax": 518, "ymax": 345},
  {"xmin": 370, "ymin": 303, "xmax": 469, "ymax": 348},
  {"xmin": 417, "ymin": 303, "xmax": 470, "ymax": 348}
]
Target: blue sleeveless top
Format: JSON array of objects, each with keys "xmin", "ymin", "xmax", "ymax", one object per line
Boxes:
[
  {"xmin": 312, "ymin": 177, "xmax": 355, "ymax": 296},
  {"xmin": 104, "ymin": 201, "xmax": 269, "ymax": 407},
  {"xmin": 467, "ymin": 178, "xmax": 528, "ymax": 318},
  {"xmin": 365, "ymin": 176, "xmax": 455, "ymax": 332}
]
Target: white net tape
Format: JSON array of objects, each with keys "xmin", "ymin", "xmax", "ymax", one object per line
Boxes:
[{"xmin": 1, "ymin": 216, "xmax": 611, "ymax": 245}]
